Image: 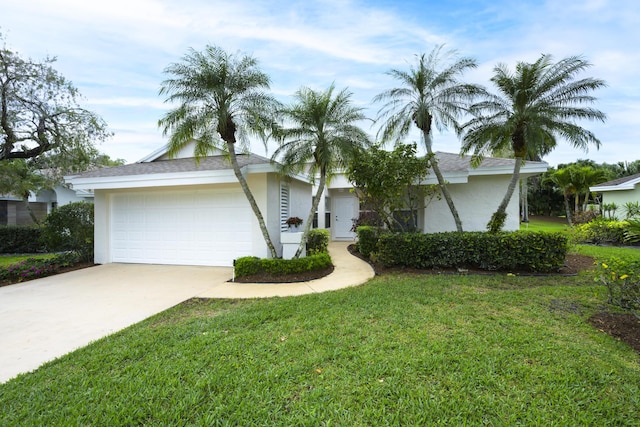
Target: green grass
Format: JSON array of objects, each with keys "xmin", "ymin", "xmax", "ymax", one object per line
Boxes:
[
  {"xmin": 0, "ymin": 253, "xmax": 54, "ymax": 267},
  {"xmin": 1, "ymin": 268, "xmax": 638, "ymax": 425},
  {"xmin": 573, "ymin": 244, "xmax": 640, "ymax": 261},
  {"xmin": 520, "ymin": 216, "xmax": 572, "ymax": 233}
]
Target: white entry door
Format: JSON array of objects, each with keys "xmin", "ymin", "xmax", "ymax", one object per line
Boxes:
[{"xmin": 333, "ymin": 196, "xmax": 356, "ymax": 239}]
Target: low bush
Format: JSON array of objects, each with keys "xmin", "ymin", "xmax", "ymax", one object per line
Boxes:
[
  {"xmin": 572, "ymin": 218, "xmax": 627, "ymax": 245},
  {"xmin": 234, "ymin": 253, "xmax": 333, "ymax": 278},
  {"xmin": 0, "ymin": 251, "xmax": 83, "ymax": 284},
  {"xmin": 596, "ymin": 256, "xmax": 640, "ymax": 317},
  {"xmin": 374, "ymin": 231, "xmax": 568, "ymax": 273},
  {"xmin": 0, "ymin": 226, "xmax": 45, "ymax": 253},
  {"xmin": 41, "ymin": 202, "xmax": 94, "ymax": 261},
  {"xmin": 306, "ymin": 229, "xmax": 330, "ymax": 255}
]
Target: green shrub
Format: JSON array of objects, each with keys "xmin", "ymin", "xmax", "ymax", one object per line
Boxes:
[
  {"xmin": 234, "ymin": 253, "xmax": 332, "ymax": 278},
  {"xmin": 596, "ymin": 256, "xmax": 640, "ymax": 317},
  {"xmin": 356, "ymin": 226, "xmax": 386, "ymax": 258},
  {"xmin": 41, "ymin": 202, "xmax": 94, "ymax": 261},
  {"xmin": 306, "ymin": 229, "xmax": 330, "ymax": 255},
  {"xmin": 0, "ymin": 251, "xmax": 82, "ymax": 283},
  {"xmin": 623, "ymin": 219, "xmax": 640, "ymax": 245},
  {"xmin": 573, "ymin": 218, "xmax": 627, "ymax": 245},
  {"xmin": 375, "ymin": 231, "xmax": 568, "ymax": 273},
  {"xmin": 0, "ymin": 226, "xmax": 45, "ymax": 253}
]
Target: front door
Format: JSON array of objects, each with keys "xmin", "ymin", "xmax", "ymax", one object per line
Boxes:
[{"xmin": 333, "ymin": 196, "xmax": 356, "ymax": 239}]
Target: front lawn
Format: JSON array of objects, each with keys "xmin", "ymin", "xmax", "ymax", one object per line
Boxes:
[
  {"xmin": 1, "ymin": 267, "xmax": 638, "ymax": 425},
  {"xmin": 520, "ymin": 215, "xmax": 571, "ymax": 233}
]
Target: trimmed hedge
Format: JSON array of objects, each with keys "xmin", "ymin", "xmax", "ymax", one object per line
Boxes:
[
  {"xmin": 0, "ymin": 226, "xmax": 45, "ymax": 253},
  {"xmin": 374, "ymin": 231, "xmax": 569, "ymax": 273},
  {"xmin": 572, "ymin": 219, "xmax": 628, "ymax": 245},
  {"xmin": 356, "ymin": 226, "xmax": 388, "ymax": 258},
  {"xmin": 234, "ymin": 253, "xmax": 333, "ymax": 278},
  {"xmin": 306, "ymin": 229, "xmax": 330, "ymax": 255}
]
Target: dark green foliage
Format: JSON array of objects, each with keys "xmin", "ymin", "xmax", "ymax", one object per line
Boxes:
[
  {"xmin": 487, "ymin": 211, "xmax": 507, "ymax": 233},
  {"xmin": 0, "ymin": 226, "xmax": 44, "ymax": 253},
  {"xmin": 41, "ymin": 202, "xmax": 94, "ymax": 261},
  {"xmin": 347, "ymin": 143, "xmax": 433, "ymax": 232},
  {"xmin": 375, "ymin": 231, "xmax": 568, "ymax": 273},
  {"xmin": 624, "ymin": 219, "xmax": 640, "ymax": 244},
  {"xmin": 0, "ymin": 251, "xmax": 82, "ymax": 283},
  {"xmin": 356, "ymin": 226, "xmax": 386, "ymax": 258},
  {"xmin": 306, "ymin": 229, "xmax": 329, "ymax": 255},
  {"xmin": 234, "ymin": 253, "xmax": 332, "ymax": 278}
]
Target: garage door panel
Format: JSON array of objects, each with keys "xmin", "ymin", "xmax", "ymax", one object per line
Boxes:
[{"xmin": 110, "ymin": 189, "xmax": 252, "ymax": 266}]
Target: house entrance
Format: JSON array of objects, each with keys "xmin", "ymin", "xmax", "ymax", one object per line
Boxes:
[{"xmin": 333, "ymin": 196, "xmax": 355, "ymax": 239}]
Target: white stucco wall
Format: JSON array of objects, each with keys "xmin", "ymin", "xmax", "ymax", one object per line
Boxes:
[
  {"xmin": 93, "ymin": 190, "xmax": 110, "ymax": 265},
  {"xmin": 423, "ymin": 175, "xmax": 520, "ymax": 233},
  {"xmin": 602, "ymin": 187, "xmax": 640, "ymax": 220}
]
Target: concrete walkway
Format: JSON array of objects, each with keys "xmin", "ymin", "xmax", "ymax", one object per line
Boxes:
[{"xmin": 0, "ymin": 241, "xmax": 373, "ymax": 383}]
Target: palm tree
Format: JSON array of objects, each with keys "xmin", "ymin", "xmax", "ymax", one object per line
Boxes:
[
  {"xmin": 158, "ymin": 45, "xmax": 280, "ymax": 258},
  {"xmin": 273, "ymin": 84, "xmax": 370, "ymax": 258},
  {"xmin": 461, "ymin": 54, "xmax": 606, "ymax": 232},
  {"xmin": 374, "ymin": 45, "xmax": 485, "ymax": 232}
]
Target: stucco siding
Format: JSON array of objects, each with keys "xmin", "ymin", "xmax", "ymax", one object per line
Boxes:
[
  {"xmin": 423, "ymin": 175, "xmax": 520, "ymax": 232},
  {"xmin": 602, "ymin": 187, "xmax": 640, "ymax": 220}
]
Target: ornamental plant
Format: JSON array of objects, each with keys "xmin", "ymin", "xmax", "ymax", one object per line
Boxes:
[
  {"xmin": 596, "ymin": 256, "xmax": 640, "ymax": 317},
  {"xmin": 285, "ymin": 217, "xmax": 303, "ymax": 227}
]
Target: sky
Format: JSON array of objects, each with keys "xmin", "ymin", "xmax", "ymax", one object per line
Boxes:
[{"xmin": 2, "ymin": 0, "xmax": 638, "ymax": 167}]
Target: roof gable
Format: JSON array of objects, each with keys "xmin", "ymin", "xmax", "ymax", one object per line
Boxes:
[{"xmin": 590, "ymin": 172, "xmax": 640, "ymax": 192}]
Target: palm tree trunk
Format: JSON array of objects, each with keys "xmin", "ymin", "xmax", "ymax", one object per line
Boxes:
[
  {"xmin": 563, "ymin": 190, "xmax": 573, "ymax": 226},
  {"xmin": 489, "ymin": 156, "xmax": 523, "ymax": 232},
  {"xmin": 422, "ymin": 130, "xmax": 463, "ymax": 232},
  {"xmin": 521, "ymin": 177, "xmax": 529, "ymax": 222},
  {"xmin": 227, "ymin": 142, "xmax": 278, "ymax": 258},
  {"xmin": 294, "ymin": 170, "xmax": 326, "ymax": 258}
]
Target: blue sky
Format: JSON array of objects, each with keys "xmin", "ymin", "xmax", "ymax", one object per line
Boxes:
[{"xmin": 2, "ymin": 0, "xmax": 638, "ymax": 166}]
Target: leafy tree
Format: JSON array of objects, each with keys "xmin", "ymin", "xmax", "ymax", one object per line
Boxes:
[
  {"xmin": 0, "ymin": 34, "xmax": 111, "ymax": 162},
  {"xmin": 158, "ymin": 45, "xmax": 281, "ymax": 258},
  {"xmin": 0, "ymin": 159, "xmax": 47, "ymax": 223},
  {"xmin": 347, "ymin": 142, "xmax": 433, "ymax": 231},
  {"xmin": 461, "ymin": 54, "xmax": 606, "ymax": 232},
  {"xmin": 374, "ymin": 46, "xmax": 485, "ymax": 232},
  {"xmin": 41, "ymin": 201, "xmax": 94, "ymax": 261},
  {"xmin": 547, "ymin": 167, "xmax": 577, "ymax": 225},
  {"xmin": 273, "ymin": 84, "xmax": 370, "ymax": 257}
]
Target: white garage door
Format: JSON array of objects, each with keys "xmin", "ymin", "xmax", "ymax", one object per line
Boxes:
[{"xmin": 111, "ymin": 189, "xmax": 252, "ymax": 266}]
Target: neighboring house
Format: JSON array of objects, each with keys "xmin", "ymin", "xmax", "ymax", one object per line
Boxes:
[
  {"xmin": 66, "ymin": 142, "xmax": 312, "ymax": 267},
  {"xmin": 590, "ymin": 173, "xmax": 640, "ymax": 219},
  {"xmin": 0, "ymin": 185, "xmax": 92, "ymax": 226},
  {"xmin": 314, "ymin": 152, "xmax": 548, "ymax": 239}
]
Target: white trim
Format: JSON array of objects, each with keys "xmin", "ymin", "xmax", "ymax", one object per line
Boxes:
[{"xmin": 591, "ymin": 178, "xmax": 640, "ymax": 192}]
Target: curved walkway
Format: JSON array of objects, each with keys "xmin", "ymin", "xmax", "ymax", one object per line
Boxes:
[
  {"xmin": 0, "ymin": 241, "xmax": 373, "ymax": 383},
  {"xmin": 197, "ymin": 241, "xmax": 374, "ymax": 298}
]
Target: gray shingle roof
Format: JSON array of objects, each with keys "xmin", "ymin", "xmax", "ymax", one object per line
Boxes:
[
  {"xmin": 434, "ymin": 152, "xmax": 546, "ymax": 171},
  {"xmin": 73, "ymin": 154, "xmax": 272, "ymax": 179},
  {"xmin": 591, "ymin": 172, "xmax": 640, "ymax": 189}
]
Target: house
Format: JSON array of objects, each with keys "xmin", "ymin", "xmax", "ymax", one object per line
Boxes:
[
  {"xmin": 589, "ymin": 173, "xmax": 640, "ymax": 219},
  {"xmin": 314, "ymin": 152, "xmax": 548, "ymax": 239},
  {"xmin": 66, "ymin": 142, "xmax": 312, "ymax": 267},
  {"xmin": 0, "ymin": 185, "xmax": 92, "ymax": 226}
]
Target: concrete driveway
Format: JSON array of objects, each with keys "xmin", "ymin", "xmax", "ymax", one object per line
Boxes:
[
  {"xmin": 0, "ymin": 242, "xmax": 374, "ymax": 384},
  {"xmin": 0, "ymin": 263, "xmax": 232, "ymax": 383}
]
